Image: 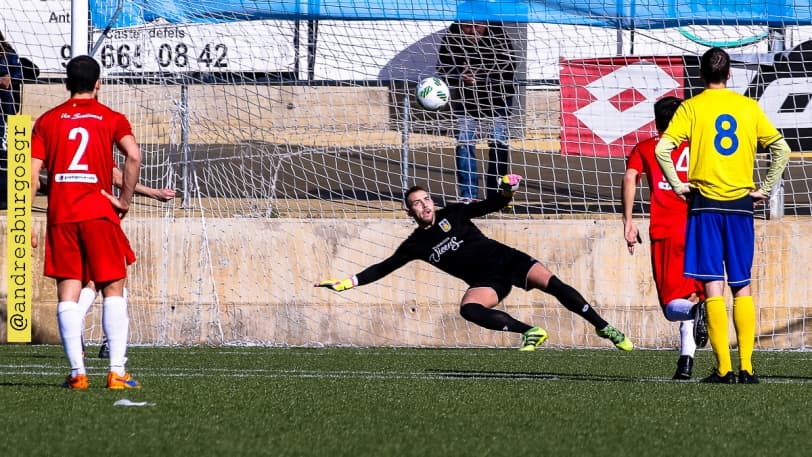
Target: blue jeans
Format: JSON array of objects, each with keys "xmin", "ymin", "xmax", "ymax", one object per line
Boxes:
[{"xmin": 455, "ymin": 114, "xmax": 509, "ymax": 200}]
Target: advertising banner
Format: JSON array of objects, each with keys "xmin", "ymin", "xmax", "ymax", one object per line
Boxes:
[
  {"xmin": 561, "ymin": 42, "xmax": 812, "ymax": 156},
  {"xmin": 560, "ymin": 56, "xmax": 685, "ymax": 157}
]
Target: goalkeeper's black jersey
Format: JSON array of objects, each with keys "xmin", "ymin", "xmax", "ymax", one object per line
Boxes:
[{"xmin": 355, "ymin": 194, "xmax": 524, "ymax": 286}]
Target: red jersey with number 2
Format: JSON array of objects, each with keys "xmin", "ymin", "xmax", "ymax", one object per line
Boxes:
[
  {"xmin": 626, "ymin": 136, "xmax": 690, "ymax": 239},
  {"xmin": 32, "ymin": 97, "xmax": 133, "ymax": 226}
]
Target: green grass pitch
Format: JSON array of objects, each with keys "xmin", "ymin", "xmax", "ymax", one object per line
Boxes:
[{"xmin": 0, "ymin": 345, "xmax": 809, "ymax": 457}]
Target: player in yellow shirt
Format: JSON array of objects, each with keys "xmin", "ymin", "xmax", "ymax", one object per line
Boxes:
[{"xmin": 655, "ymin": 47, "xmax": 791, "ymax": 384}]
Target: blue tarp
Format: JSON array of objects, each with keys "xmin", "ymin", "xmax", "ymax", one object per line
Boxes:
[{"xmin": 90, "ymin": 1, "xmax": 812, "ymax": 29}]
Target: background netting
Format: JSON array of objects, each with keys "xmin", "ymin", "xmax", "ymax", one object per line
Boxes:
[{"xmin": 3, "ymin": 0, "xmax": 811, "ymax": 348}]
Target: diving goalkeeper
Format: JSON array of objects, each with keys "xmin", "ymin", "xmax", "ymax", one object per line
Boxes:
[{"xmin": 315, "ymin": 175, "xmax": 633, "ymax": 351}]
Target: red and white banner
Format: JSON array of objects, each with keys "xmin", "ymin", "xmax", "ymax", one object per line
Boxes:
[{"xmin": 560, "ymin": 56, "xmax": 685, "ymax": 157}]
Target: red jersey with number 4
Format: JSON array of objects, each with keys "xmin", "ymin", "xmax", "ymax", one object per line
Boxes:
[
  {"xmin": 626, "ymin": 136, "xmax": 690, "ymax": 239},
  {"xmin": 32, "ymin": 97, "xmax": 133, "ymax": 226}
]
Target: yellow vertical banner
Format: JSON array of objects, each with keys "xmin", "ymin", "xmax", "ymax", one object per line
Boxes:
[{"xmin": 6, "ymin": 114, "xmax": 33, "ymax": 343}]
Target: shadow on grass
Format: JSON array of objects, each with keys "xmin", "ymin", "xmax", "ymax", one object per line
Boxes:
[
  {"xmin": 760, "ymin": 375, "xmax": 812, "ymax": 383},
  {"xmin": 3, "ymin": 352, "xmax": 64, "ymax": 360},
  {"xmin": 430, "ymin": 370, "xmax": 812, "ymax": 383},
  {"xmin": 0, "ymin": 380, "xmax": 65, "ymax": 387},
  {"xmin": 429, "ymin": 369, "xmax": 643, "ymax": 382}
]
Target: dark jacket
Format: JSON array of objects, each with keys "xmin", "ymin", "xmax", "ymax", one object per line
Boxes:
[
  {"xmin": 0, "ymin": 49, "xmax": 22, "ymax": 119},
  {"xmin": 436, "ymin": 22, "xmax": 517, "ymax": 118}
]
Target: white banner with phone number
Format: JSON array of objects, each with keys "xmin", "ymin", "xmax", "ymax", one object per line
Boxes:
[{"xmin": 1, "ymin": 0, "xmax": 296, "ymax": 74}]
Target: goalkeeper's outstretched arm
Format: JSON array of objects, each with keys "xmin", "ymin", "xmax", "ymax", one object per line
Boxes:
[
  {"xmin": 314, "ymin": 277, "xmax": 358, "ymax": 292},
  {"xmin": 463, "ymin": 174, "xmax": 523, "ymax": 218},
  {"xmin": 498, "ymin": 174, "xmax": 522, "ymax": 199},
  {"xmin": 314, "ymin": 250, "xmax": 412, "ymax": 292}
]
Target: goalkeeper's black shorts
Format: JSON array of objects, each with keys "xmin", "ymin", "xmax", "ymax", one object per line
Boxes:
[{"xmin": 465, "ymin": 247, "xmax": 537, "ymax": 302}]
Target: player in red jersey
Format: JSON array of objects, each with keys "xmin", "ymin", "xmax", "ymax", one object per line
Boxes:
[
  {"xmin": 622, "ymin": 96, "xmax": 707, "ymax": 380},
  {"xmin": 31, "ymin": 55, "xmax": 143, "ymax": 389}
]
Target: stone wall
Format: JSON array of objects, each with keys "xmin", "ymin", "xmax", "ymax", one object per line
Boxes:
[{"xmin": 1, "ymin": 215, "xmax": 809, "ymax": 349}]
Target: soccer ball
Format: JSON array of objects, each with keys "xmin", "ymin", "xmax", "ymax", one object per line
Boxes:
[{"xmin": 415, "ymin": 77, "xmax": 450, "ymax": 110}]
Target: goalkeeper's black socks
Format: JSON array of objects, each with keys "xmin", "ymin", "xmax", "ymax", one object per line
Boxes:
[
  {"xmin": 544, "ymin": 275, "xmax": 609, "ymax": 330},
  {"xmin": 460, "ymin": 302, "xmax": 532, "ymax": 333}
]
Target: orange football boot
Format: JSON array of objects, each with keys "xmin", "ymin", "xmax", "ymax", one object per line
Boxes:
[
  {"xmin": 106, "ymin": 371, "xmax": 142, "ymax": 389},
  {"xmin": 62, "ymin": 374, "xmax": 89, "ymax": 389}
]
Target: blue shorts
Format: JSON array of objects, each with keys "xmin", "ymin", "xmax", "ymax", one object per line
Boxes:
[{"xmin": 684, "ymin": 211, "xmax": 754, "ymax": 287}]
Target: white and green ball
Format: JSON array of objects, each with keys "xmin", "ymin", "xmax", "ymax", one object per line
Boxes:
[{"xmin": 415, "ymin": 77, "xmax": 450, "ymax": 110}]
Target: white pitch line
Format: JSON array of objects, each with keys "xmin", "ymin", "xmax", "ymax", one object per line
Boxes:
[{"xmin": 1, "ymin": 366, "xmax": 809, "ymax": 383}]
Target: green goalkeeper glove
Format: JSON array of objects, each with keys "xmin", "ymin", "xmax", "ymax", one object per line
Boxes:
[
  {"xmin": 498, "ymin": 174, "xmax": 522, "ymax": 198},
  {"xmin": 314, "ymin": 276, "xmax": 358, "ymax": 292}
]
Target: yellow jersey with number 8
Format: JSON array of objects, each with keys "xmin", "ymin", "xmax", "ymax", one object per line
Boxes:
[{"xmin": 662, "ymin": 88, "xmax": 783, "ymax": 201}]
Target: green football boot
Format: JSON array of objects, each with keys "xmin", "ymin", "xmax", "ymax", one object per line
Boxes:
[
  {"xmin": 519, "ymin": 326, "xmax": 548, "ymax": 351},
  {"xmin": 596, "ymin": 324, "xmax": 634, "ymax": 351}
]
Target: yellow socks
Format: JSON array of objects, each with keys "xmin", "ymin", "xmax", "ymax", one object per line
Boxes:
[
  {"xmin": 706, "ymin": 296, "xmax": 732, "ymax": 375},
  {"xmin": 733, "ymin": 295, "xmax": 756, "ymax": 374}
]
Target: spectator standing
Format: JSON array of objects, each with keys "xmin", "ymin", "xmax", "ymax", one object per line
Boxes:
[
  {"xmin": 0, "ymin": 31, "xmax": 22, "ymax": 210},
  {"xmin": 437, "ymin": 21, "xmax": 517, "ymax": 202}
]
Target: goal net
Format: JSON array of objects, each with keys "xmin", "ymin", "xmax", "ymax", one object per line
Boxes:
[{"xmin": 3, "ymin": 0, "xmax": 811, "ymax": 349}]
